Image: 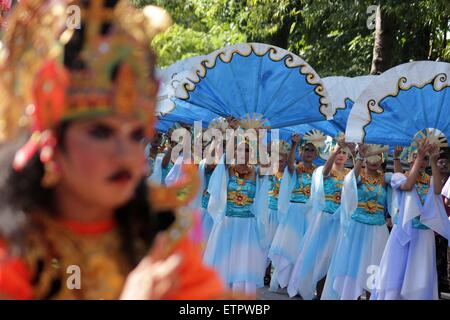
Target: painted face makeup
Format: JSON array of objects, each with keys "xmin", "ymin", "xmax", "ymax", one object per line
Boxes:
[{"xmin": 54, "ymin": 116, "xmax": 147, "ymax": 210}]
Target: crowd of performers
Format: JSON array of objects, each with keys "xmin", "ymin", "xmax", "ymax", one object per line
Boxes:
[
  {"xmin": 0, "ymin": 0, "xmax": 450, "ymax": 301},
  {"xmin": 146, "ymin": 118, "xmax": 450, "ymax": 300}
]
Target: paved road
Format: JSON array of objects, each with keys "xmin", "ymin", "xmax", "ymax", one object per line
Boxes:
[
  {"xmin": 256, "ymin": 287, "xmax": 301, "ymax": 300},
  {"xmin": 256, "ymin": 286, "xmax": 450, "ymax": 300}
]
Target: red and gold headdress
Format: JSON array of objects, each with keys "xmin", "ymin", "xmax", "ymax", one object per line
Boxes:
[
  {"xmin": 0, "ymin": 0, "xmax": 12, "ymax": 28},
  {"xmin": 0, "ymin": 0, "xmax": 172, "ymax": 170}
]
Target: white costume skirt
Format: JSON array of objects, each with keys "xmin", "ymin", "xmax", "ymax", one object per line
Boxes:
[
  {"xmin": 268, "ymin": 202, "xmax": 311, "ymax": 290},
  {"xmin": 287, "ymin": 209, "xmax": 340, "ymax": 299},
  {"xmin": 201, "ymin": 208, "xmax": 214, "ymax": 247},
  {"xmin": 267, "ymin": 208, "xmax": 280, "ymax": 248},
  {"xmin": 203, "ymin": 215, "xmax": 266, "ymax": 295},
  {"xmin": 321, "ymin": 220, "xmax": 389, "ymax": 300},
  {"xmin": 371, "ymin": 224, "xmax": 438, "ymax": 300}
]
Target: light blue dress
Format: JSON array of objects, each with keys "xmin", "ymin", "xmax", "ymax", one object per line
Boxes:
[
  {"xmin": 161, "ymin": 161, "xmax": 174, "ymax": 183},
  {"xmin": 269, "ymin": 164, "xmax": 316, "ymax": 290},
  {"xmin": 267, "ymin": 173, "xmax": 283, "ymax": 245},
  {"xmin": 204, "ymin": 163, "xmax": 268, "ymax": 295},
  {"xmin": 201, "ymin": 170, "xmax": 214, "ymax": 244},
  {"xmin": 371, "ymin": 172, "xmax": 450, "ymax": 300},
  {"xmin": 322, "ymin": 170, "xmax": 391, "ymax": 300},
  {"xmin": 147, "ymin": 153, "xmax": 174, "ymax": 186},
  {"xmin": 288, "ymin": 166, "xmax": 349, "ymax": 299}
]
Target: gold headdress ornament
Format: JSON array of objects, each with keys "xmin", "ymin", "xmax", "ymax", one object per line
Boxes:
[
  {"xmin": 271, "ymin": 139, "xmax": 291, "ymax": 156},
  {"xmin": 150, "ymin": 164, "xmax": 200, "ymax": 212},
  {"xmin": 0, "ymin": 0, "xmax": 172, "ymax": 170},
  {"xmin": 364, "ymin": 144, "xmax": 389, "ymax": 164},
  {"xmin": 302, "ymin": 129, "xmax": 327, "ymax": 150},
  {"xmin": 402, "ymin": 128, "xmax": 449, "ymax": 162},
  {"xmin": 411, "ymin": 128, "xmax": 448, "ymax": 149},
  {"xmin": 0, "ymin": 0, "xmax": 12, "ymax": 27},
  {"xmin": 238, "ymin": 113, "xmax": 271, "ymax": 130}
]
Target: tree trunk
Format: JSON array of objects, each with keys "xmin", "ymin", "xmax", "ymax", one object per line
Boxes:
[
  {"xmin": 370, "ymin": 5, "xmax": 394, "ymax": 75},
  {"xmin": 268, "ymin": 15, "xmax": 292, "ymax": 49}
]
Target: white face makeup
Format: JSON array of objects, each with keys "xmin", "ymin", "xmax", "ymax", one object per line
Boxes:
[{"xmin": 54, "ymin": 115, "xmax": 147, "ymax": 210}]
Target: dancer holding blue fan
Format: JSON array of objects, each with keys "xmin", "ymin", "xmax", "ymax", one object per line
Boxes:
[
  {"xmin": 269, "ymin": 131, "xmax": 325, "ymax": 292},
  {"xmin": 322, "ymin": 144, "xmax": 391, "ymax": 300}
]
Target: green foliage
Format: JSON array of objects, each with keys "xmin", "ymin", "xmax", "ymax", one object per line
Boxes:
[
  {"xmin": 132, "ymin": 0, "xmax": 247, "ymax": 67},
  {"xmin": 152, "ymin": 23, "xmax": 245, "ymax": 66},
  {"xmin": 133, "ymin": 0, "xmax": 450, "ymax": 76}
]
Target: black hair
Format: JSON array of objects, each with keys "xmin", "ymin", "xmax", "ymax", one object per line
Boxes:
[{"xmin": 437, "ymin": 152, "xmax": 449, "ymax": 162}]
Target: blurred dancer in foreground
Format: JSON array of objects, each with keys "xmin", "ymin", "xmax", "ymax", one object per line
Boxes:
[{"xmin": 0, "ymin": 0, "xmax": 224, "ymax": 300}]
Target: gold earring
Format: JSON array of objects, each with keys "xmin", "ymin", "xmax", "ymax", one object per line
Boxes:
[{"xmin": 41, "ymin": 161, "xmax": 61, "ymax": 188}]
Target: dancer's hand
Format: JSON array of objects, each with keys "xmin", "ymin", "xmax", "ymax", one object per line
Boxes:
[
  {"xmin": 333, "ymin": 143, "xmax": 342, "ymax": 155},
  {"xmin": 428, "ymin": 143, "xmax": 440, "ymax": 163},
  {"xmin": 120, "ymin": 234, "xmax": 182, "ymax": 300},
  {"xmin": 416, "ymin": 140, "xmax": 429, "ymax": 160},
  {"xmin": 357, "ymin": 144, "xmax": 369, "ymax": 158},
  {"xmin": 291, "ymin": 134, "xmax": 302, "ymax": 144},
  {"xmin": 227, "ymin": 117, "xmax": 240, "ymax": 130},
  {"xmin": 394, "ymin": 146, "xmax": 403, "ymax": 158}
]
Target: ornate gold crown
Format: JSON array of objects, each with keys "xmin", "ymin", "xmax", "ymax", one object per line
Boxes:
[{"xmin": 0, "ymin": 0, "xmax": 171, "ymax": 169}]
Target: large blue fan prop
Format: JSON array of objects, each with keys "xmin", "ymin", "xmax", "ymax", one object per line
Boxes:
[
  {"xmin": 155, "ymin": 55, "xmax": 206, "ymax": 120},
  {"xmin": 318, "ymin": 75, "xmax": 376, "ymax": 134},
  {"xmin": 160, "ymin": 43, "xmax": 333, "ymax": 128},
  {"xmin": 276, "ymin": 76, "xmax": 375, "ymax": 139},
  {"xmin": 273, "ymin": 75, "xmax": 375, "ymax": 162},
  {"xmin": 345, "ymin": 61, "xmax": 450, "ymax": 146},
  {"xmin": 155, "ymin": 117, "xmax": 173, "ymax": 133}
]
